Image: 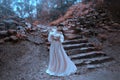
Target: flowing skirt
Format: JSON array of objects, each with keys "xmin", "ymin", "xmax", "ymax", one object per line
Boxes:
[{"xmin": 46, "ymin": 41, "xmax": 77, "ymax": 76}]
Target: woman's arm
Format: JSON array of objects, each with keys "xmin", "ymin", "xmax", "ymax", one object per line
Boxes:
[
  {"xmin": 48, "ymin": 32, "xmax": 53, "ymax": 43},
  {"xmin": 60, "ymin": 32, "xmax": 64, "ymax": 43}
]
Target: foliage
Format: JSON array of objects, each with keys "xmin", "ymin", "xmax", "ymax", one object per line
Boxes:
[{"xmin": 0, "ymin": 0, "xmax": 81, "ymax": 20}]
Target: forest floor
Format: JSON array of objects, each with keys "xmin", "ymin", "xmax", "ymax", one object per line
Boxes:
[{"xmin": 0, "ymin": 29, "xmax": 120, "ymax": 80}]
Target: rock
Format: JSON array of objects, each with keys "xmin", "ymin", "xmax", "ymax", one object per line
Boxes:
[
  {"xmin": 98, "ymin": 34, "xmax": 108, "ymax": 41},
  {"xmin": 111, "ymin": 23, "xmax": 120, "ymax": 30},
  {"xmin": 17, "ymin": 26, "xmax": 26, "ymax": 35},
  {"xmin": 3, "ymin": 19, "xmax": 18, "ymax": 29},
  {"xmin": 65, "ymin": 34, "xmax": 82, "ymax": 40},
  {"xmin": 81, "ymin": 29, "xmax": 90, "ymax": 36},
  {"xmin": 80, "ymin": 16, "xmax": 85, "ymax": 19},
  {"xmin": 0, "ymin": 23, "xmax": 5, "ymax": 30},
  {"xmin": 41, "ymin": 33, "xmax": 48, "ymax": 38},
  {"xmin": 0, "ymin": 31, "xmax": 8, "ymax": 35},
  {"xmin": 17, "ymin": 26, "xmax": 25, "ymax": 30},
  {"xmin": 100, "ymin": 13, "xmax": 107, "ymax": 17},
  {"xmin": 94, "ymin": 12, "xmax": 99, "ymax": 16},
  {"xmin": 16, "ymin": 33, "xmax": 26, "ymax": 40},
  {"xmin": 26, "ymin": 34, "xmax": 44, "ymax": 45},
  {"xmin": 63, "ymin": 30, "xmax": 76, "ymax": 34},
  {"xmin": 0, "ymin": 39, "xmax": 5, "ymax": 44},
  {"xmin": 112, "ymin": 23, "xmax": 120, "ymax": 27},
  {"xmin": 86, "ymin": 65, "xmax": 100, "ymax": 69},
  {"xmin": 86, "ymin": 14, "xmax": 91, "ymax": 18},
  {"xmin": 7, "ymin": 29, "xmax": 17, "ymax": 35},
  {"xmin": 3, "ymin": 37, "xmax": 10, "ymax": 42},
  {"xmin": 102, "ymin": 26, "xmax": 110, "ymax": 30},
  {"xmin": 0, "ymin": 31, "xmax": 8, "ymax": 38},
  {"xmin": 10, "ymin": 36, "xmax": 18, "ymax": 42}
]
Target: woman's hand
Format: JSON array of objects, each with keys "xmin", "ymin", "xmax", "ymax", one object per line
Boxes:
[
  {"xmin": 51, "ymin": 35, "xmax": 54, "ymax": 40},
  {"xmin": 53, "ymin": 36, "xmax": 60, "ymax": 41}
]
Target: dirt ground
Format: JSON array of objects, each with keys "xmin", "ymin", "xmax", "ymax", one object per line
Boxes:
[{"xmin": 0, "ymin": 31, "xmax": 120, "ymax": 80}]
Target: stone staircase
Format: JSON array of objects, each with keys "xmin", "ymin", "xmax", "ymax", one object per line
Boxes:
[
  {"xmin": 42, "ymin": 35, "xmax": 113, "ymax": 69},
  {"xmin": 63, "ymin": 38, "xmax": 113, "ymax": 66},
  {"xmin": 40, "ymin": 18, "xmax": 114, "ymax": 71}
]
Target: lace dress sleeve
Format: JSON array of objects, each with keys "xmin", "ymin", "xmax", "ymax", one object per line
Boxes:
[
  {"xmin": 48, "ymin": 32, "xmax": 53, "ymax": 43},
  {"xmin": 60, "ymin": 32, "xmax": 64, "ymax": 43}
]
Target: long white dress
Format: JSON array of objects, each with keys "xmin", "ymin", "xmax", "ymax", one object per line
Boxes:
[{"xmin": 46, "ymin": 31, "xmax": 77, "ymax": 76}]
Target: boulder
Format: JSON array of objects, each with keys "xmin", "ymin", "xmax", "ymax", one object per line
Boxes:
[
  {"xmin": 10, "ymin": 36, "xmax": 18, "ymax": 42},
  {"xmin": 0, "ymin": 39, "xmax": 4, "ymax": 44},
  {"xmin": 0, "ymin": 31, "xmax": 8, "ymax": 38},
  {"xmin": 3, "ymin": 37, "xmax": 10, "ymax": 42},
  {"xmin": 111, "ymin": 23, "xmax": 120, "ymax": 30},
  {"xmin": 98, "ymin": 34, "xmax": 108, "ymax": 41},
  {"xmin": 7, "ymin": 29, "xmax": 17, "ymax": 35},
  {"xmin": 100, "ymin": 13, "xmax": 107, "ymax": 17},
  {"xmin": 0, "ymin": 23, "xmax": 5, "ymax": 30},
  {"xmin": 3, "ymin": 19, "xmax": 18, "ymax": 29}
]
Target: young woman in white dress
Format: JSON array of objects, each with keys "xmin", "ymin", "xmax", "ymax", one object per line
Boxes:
[{"xmin": 46, "ymin": 27, "xmax": 77, "ymax": 76}]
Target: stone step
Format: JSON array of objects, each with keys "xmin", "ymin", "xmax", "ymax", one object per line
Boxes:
[
  {"xmin": 45, "ymin": 38, "xmax": 88, "ymax": 46},
  {"xmin": 86, "ymin": 64, "xmax": 101, "ymax": 69},
  {"xmin": 63, "ymin": 30, "xmax": 77, "ymax": 34},
  {"xmin": 73, "ymin": 56, "xmax": 113, "ymax": 66},
  {"xmin": 64, "ymin": 43, "xmax": 94, "ymax": 50},
  {"xmin": 63, "ymin": 29, "xmax": 81, "ymax": 34},
  {"xmin": 43, "ymin": 33, "xmax": 82, "ymax": 41},
  {"xmin": 76, "ymin": 60, "xmax": 115, "ymax": 71},
  {"xmin": 66, "ymin": 47, "xmax": 101, "ymax": 55},
  {"xmin": 76, "ymin": 64, "xmax": 101, "ymax": 70},
  {"xmin": 63, "ymin": 38, "xmax": 88, "ymax": 45},
  {"xmin": 69, "ymin": 51, "xmax": 106, "ymax": 60},
  {"xmin": 64, "ymin": 34, "xmax": 82, "ymax": 40}
]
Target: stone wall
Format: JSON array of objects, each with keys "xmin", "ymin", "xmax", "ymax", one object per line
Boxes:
[{"xmin": 83, "ymin": 0, "xmax": 120, "ymax": 23}]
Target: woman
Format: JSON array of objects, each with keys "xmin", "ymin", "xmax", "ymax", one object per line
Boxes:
[{"xmin": 46, "ymin": 27, "xmax": 77, "ymax": 76}]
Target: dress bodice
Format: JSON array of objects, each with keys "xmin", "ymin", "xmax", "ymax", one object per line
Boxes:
[
  {"xmin": 53, "ymin": 33, "xmax": 60, "ymax": 39},
  {"xmin": 48, "ymin": 31, "xmax": 64, "ymax": 43}
]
